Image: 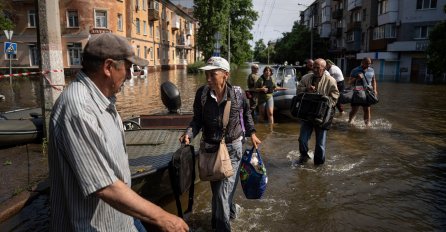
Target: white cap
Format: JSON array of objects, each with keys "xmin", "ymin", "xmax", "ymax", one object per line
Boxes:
[{"xmin": 199, "ymin": 57, "xmax": 230, "ymax": 72}]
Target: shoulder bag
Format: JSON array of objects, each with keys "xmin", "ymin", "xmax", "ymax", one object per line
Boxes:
[{"xmin": 198, "ymin": 99, "xmax": 234, "ymax": 181}]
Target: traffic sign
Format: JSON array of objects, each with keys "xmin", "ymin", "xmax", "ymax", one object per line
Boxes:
[{"xmin": 4, "ymin": 42, "xmax": 17, "ymax": 55}]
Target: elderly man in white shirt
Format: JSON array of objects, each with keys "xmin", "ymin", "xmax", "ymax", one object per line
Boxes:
[{"xmin": 326, "ymin": 59, "xmax": 345, "ymax": 114}]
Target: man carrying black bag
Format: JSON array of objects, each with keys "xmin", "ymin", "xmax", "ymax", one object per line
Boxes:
[{"xmin": 296, "ymin": 59, "xmax": 339, "ymax": 165}]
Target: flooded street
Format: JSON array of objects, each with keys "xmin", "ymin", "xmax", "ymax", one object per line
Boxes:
[{"xmin": 1, "ymin": 67, "xmax": 445, "ymax": 231}]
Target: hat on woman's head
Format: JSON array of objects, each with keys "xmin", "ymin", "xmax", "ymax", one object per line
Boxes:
[
  {"xmin": 199, "ymin": 57, "xmax": 230, "ymax": 72},
  {"xmin": 83, "ymin": 33, "xmax": 149, "ymax": 67}
]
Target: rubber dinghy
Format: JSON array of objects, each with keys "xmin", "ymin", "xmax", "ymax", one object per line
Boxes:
[{"xmin": 0, "ymin": 108, "xmax": 43, "ymax": 147}]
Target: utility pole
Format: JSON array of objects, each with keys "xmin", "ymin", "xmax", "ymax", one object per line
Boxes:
[
  {"xmin": 228, "ymin": 18, "xmax": 231, "ymax": 64},
  {"xmin": 37, "ymin": 0, "xmax": 65, "ymax": 138}
]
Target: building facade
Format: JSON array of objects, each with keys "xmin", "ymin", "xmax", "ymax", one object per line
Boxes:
[
  {"xmin": 0, "ymin": 0, "xmax": 198, "ymax": 74},
  {"xmin": 300, "ymin": 0, "xmax": 446, "ymax": 81}
]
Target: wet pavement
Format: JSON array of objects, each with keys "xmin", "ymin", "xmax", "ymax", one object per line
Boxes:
[{"xmin": 0, "ymin": 144, "xmax": 48, "ymax": 224}]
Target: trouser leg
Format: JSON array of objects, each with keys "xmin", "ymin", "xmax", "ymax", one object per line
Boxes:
[
  {"xmin": 210, "ymin": 141, "xmax": 242, "ymax": 232},
  {"xmin": 314, "ymin": 128, "xmax": 327, "ymax": 165},
  {"xmin": 299, "ymin": 121, "xmax": 313, "ymax": 158}
]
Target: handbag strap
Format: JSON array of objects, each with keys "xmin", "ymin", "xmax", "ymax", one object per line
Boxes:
[{"xmin": 221, "ymin": 99, "xmax": 231, "ymax": 142}]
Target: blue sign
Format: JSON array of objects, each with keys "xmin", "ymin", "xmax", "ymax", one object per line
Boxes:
[{"xmin": 4, "ymin": 42, "xmax": 17, "ymax": 55}]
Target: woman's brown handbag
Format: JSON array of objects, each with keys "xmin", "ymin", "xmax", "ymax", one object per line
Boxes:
[{"xmin": 198, "ymin": 99, "xmax": 234, "ymax": 181}]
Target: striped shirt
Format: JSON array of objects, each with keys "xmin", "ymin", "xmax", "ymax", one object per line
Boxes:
[{"xmin": 48, "ymin": 71, "xmax": 136, "ymax": 231}]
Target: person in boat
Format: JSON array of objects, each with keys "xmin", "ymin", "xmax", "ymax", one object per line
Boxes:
[
  {"xmin": 296, "ymin": 58, "xmax": 339, "ymax": 165},
  {"xmin": 255, "ymin": 66, "xmax": 278, "ymax": 124},
  {"xmin": 180, "ymin": 56, "xmax": 261, "ymax": 232},
  {"xmin": 247, "ymin": 63, "xmax": 260, "ymax": 117},
  {"xmin": 325, "ymin": 59, "xmax": 345, "ymax": 114},
  {"xmin": 48, "ymin": 33, "xmax": 188, "ymax": 232},
  {"xmin": 348, "ymin": 57, "xmax": 378, "ymax": 126}
]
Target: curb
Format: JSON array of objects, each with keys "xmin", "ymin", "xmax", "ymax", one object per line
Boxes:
[{"xmin": 0, "ymin": 179, "xmax": 49, "ymax": 223}]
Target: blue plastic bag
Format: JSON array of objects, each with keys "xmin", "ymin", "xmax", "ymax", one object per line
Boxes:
[{"xmin": 239, "ymin": 146, "xmax": 268, "ymax": 199}]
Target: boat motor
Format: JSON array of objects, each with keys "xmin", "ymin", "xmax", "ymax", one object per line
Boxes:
[{"xmin": 160, "ymin": 81, "xmax": 181, "ymax": 113}]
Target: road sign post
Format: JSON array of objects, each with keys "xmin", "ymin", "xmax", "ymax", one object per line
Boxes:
[{"xmin": 3, "ymin": 30, "xmax": 14, "ymax": 85}]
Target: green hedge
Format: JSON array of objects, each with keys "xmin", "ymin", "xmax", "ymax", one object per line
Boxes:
[{"xmin": 187, "ymin": 61, "xmax": 205, "ymax": 73}]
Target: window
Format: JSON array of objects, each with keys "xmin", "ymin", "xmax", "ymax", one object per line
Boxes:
[
  {"xmin": 157, "ymin": 47, "xmax": 159, "ymax": 59},
  {"xmin": 143, "ymin": 21, "xmax": 147, "ymax": 35},
  {"xmin": 68, "ymin": 43, "xmax": 82, "ymax": 66},
  {"xmin": 67, "ymin": 10, "xmax": 79, "ymax": 27},
  {"xmin": 149, "ymin": 22, "xmax": 154, "ymax": 37},
  {"xmin": 346, "ymin": 32, "xmax": 354, "ymax": 42},
  {"xmin": 373, "ymin": 24, "xmax": 396, "ymax": 40},
  {"xmin": 378, "ymin": 0, "xmax": 388, "ymax": 15},
  {"xmin": 144, "ymin": 46, "xmax": 147, "ymax": 58},
  {"xmin": 352, "ymin": 10, "xmax": 361, "ymax": 22},
  {"xmin": 416, "ymin": 0, "xmax": 437, "ymax": 9},
  {"xmin": 28, "ymin": 9, "xmax": 36, "ymax": 28},
  {"xmin": 29, "ymin": 44, "xmax": 39, "ymax": 66},
  {"xmin": 143, "ymin": 0, "xmax": 147, "ymax": 10},
  {"xmin": 150, "ymin": 1, "xmax": 159, "ymax": 10},
  {"xmin": 137, "ymin": 45, "xmax": 140, "ymax": 58},
  {"xmin": 156, "ymin": 26, "xmax": 160, "ymax": 38},
  {"xmin": 136, "ymin": 18, "xmax": 140, "ymax": 34},
  {"xmin": 135, "ymin": 0, "xmax": 140, "ymax": 11},
  {"xmin": 95, "ymin": 10, "xmax": 107, "ymax": 28},
  {"xmin": 117, "ymin": 14, "xmax": 123, "ymax": 31},
  {"xmin": 415, "ymin": 26, "xmax": 432, "ymax": 39}
]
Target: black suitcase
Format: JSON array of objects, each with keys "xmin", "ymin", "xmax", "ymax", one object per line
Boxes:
[{"xmin": 290, "ymin": 93, "xmax": 335, "ymax": 129}]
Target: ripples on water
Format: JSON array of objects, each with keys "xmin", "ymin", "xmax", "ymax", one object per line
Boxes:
[{"xmin": 1, "ymin": 69, "xmax": 446, "ymax": 231}]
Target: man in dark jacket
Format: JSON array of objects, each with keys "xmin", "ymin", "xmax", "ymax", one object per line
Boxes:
[{"xmin": 180, "ymin": 56, "xmax": 261, "ymax": 232}]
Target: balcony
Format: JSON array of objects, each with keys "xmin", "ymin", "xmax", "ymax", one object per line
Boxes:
[
  {"xmin": 347, "ymin": 0, "xmax": 362, "ymax": 11},
  {"xmin": 172, "ymin": 19, "xmax": 180, "ymax": 31},
  {"xmin": 148, "ymin": 9, "xmax": 159, "ymax": 21},
  {"xmin": 332, "ymin": 9, "xmax": 343, "ymax": 20},
  {"xmin": 333, "ymin": 28, "xmax": 343, "ymax": 37},
  {"xmin": 347, "ymin": 21, "xmax": 361, "ymax": 31}
]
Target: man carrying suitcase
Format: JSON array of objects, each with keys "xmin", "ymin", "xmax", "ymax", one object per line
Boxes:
[{"xmin": 296, "ymin": 59, "xmax": 339, "ymax": 165}]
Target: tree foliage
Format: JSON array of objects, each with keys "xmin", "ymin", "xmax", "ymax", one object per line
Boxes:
[
  {"xmin": 272, "ymin": 21, "xmax": 329, "ymax": 65},
  {"xmin": 193, "ymin": 0, "xmax": 257, "ymax": 65},
  {"xmin": 0, "ymin": 1, "xmax": 14, "ymax": 30},
  {"xmin": 426, "ymin": 21, "xmax": 446, "ymax": 80}
]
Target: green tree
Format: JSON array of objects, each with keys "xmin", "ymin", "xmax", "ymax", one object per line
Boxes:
[
  {"xmin": 272, "ymin": 21, "xmax": 328, "ymax": 65},
  {"xmin": 0, "ymin": 1, "xmax": 14, "ymax": 30},
  {"xmin": 426, "ymin": 21, "xmax": 446, "ymax": 80},
  {"xmin": 253, "ymin": 39, "xmax": 267, "ymax": 63},
  {"xmin": 193, "ymin": 0, "xmax": 257, "ymax": 65}
]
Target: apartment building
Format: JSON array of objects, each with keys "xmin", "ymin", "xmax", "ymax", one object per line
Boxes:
[
  {"xmin": 301, "ymin": 0, "xmax": 446, "ymax": 81},
  {"xmin": 0, "ymin": 0, "xmax": 198, "ymax": 74}
]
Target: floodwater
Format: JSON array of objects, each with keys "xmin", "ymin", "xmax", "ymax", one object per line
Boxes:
[{"xmin": 1, "ymin": 66, "xmax": 446, "ymax": 231}]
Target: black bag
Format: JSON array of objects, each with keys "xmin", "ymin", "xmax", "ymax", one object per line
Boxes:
[
  {"xmin": 169, "ymin": 144, "xmax": 196, "ymax": 218},
  {"xmin": 338, "ymin": 88, "xmax": 353, "ymax": 104},
  {"xmin": 290, "ymin": 93, "xmax": 335, "ymax": 129},
  {"xmin": 352, "ymin": 88, "xmax": 367, "ymax": 105},
  {"xmin": 365, "ymin": 88, "xmax": 379, "ymax": 105}
]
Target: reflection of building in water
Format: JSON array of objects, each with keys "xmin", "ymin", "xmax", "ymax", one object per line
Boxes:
[
  {"xmin": 0, "ymin": 0, "xmax": 199, "ymax": 74},
  {"xmin": 299, "ymin": 0, "xmax": 446, "ymax": 82}
]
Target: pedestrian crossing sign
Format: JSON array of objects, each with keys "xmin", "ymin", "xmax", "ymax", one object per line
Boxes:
[{"xmin": 4, "ymin": 42, "xmax": 17, "ymax": 55}]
